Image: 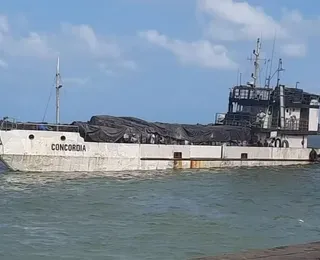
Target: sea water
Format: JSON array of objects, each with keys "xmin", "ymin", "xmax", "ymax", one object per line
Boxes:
[{"xmin": 1, "ymin": 166, "xmax": 320, "ymax": 260}]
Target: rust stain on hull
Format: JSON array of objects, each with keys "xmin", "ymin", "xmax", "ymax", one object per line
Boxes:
[
  {"xmin": 173, "ymin": 160, "xmax": 183, "ymax": 169},
  {"xmin": 190, "ymin": 160, "xmax": 196, "ymax": 168},
  {"xmin": 190, "ymin": 160, "xmax": 203, "ymax": 169}
]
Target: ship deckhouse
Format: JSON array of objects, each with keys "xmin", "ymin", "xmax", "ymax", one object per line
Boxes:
[{"xmin": 215, "ymin": 38, "xmax": 320, "ymax": 148}]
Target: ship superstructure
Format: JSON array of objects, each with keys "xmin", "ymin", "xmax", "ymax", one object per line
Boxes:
[{"xmin": 215, "ymin": 38, "xmax": 320, "ymax": 148}]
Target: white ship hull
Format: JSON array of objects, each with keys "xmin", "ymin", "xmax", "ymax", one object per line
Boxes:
[{"xmin": 0, "ymin": 129, "xmax": 316, "ymax": 172}]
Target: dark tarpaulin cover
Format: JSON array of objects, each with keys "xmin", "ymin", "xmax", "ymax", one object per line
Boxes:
[{"xmin": 71, "ymin": 115, "xmax": 252, "ymax": 144}]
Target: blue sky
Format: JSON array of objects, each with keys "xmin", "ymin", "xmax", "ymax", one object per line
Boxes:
[{"xmin": 0, "ymin": 0, "xmax": 320, "ymax": 124}]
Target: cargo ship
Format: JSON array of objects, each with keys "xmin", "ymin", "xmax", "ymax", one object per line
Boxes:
[{"xmin": 0, "ymin": 39, "xmax": 319, "ymax": 172}]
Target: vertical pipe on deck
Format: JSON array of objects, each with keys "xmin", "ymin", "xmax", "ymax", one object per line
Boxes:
[{"xmin": 280, "ymin": 85, "xmax": 285, "ymax": 129}]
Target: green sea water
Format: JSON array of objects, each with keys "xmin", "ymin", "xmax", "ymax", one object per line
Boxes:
[{"xmin": 1, "ymin": 166, "xmax": 320, "ymax": 259}]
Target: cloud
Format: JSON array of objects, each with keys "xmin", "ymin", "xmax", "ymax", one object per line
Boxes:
[
  {"xmin": 3, "ymin": 32, "xmax": 56, "ymax": 59},
  {"xmin": 98, "ymin": 63, "xmax": 116, "ymax": 76},
  {"xmin": 139, "ymin": 30, "xmax": 237, "ymax": 70},
  {"xmin": 63, "ymin": 77, "xmax": 90, "ymax": 86},
  {"xmin": 196, "ymin": 0, "xmax": 320, "ymax": 58},
  {"xmin": 280, "ymin": 8, "xmax": 320, "ymax": 40},
  {"xmin": 0, "ymin": 15, "xmax": 55, "ymax": 59},
  {"xmin": 0, "ymin": 15, "xmax": 9, "ymax": 33},
  {"xmin": 281, "ymin": 43, "xmax": 306, "ymax": 58},
  {"xmin": 119, "ymin": 60, "xmax": 138, "ymax": 70},
  {"xmin": 60, "ymin": 23, "xmax": 123, "ymax": 59},
  {"xmin": 0, "ymin": 14, "xmax": 136, "ymax": 73},
  {"xmin": 0, "ymin": 59, "xmax": 8, "ymax": 68},
  {"xmin": 198, "ymin": 0, "xmax": 288, "ymax": 41},
  {"xmin": 139, "ymin": 0, "xmax": 316, "ymax": 71}
]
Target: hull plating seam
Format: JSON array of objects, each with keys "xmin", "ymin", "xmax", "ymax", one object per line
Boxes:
[{"xmin": 141, "ymin": 157, "xmax": 312, "ymax": 162}]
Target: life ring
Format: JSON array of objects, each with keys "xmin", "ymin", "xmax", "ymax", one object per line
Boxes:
[
  {"xmin": 274, "ymin": 138, "xmax": 282, "ymax": 147},
  {"xmin": 309, "ymin": 149, "xmax": 317, "ymax": 162},
  {"xmin": 281, "ymin": 139, "xmax": 289, "ymax": 148}
]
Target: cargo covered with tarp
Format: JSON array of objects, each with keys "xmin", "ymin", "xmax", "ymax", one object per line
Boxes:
[{"xmin": 71, "ymin": 115, "xmax": 252, "ymax": 145}]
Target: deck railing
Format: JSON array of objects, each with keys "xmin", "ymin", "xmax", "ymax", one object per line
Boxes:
[
  {"xmin": 0, "ymin": 117, "xmax": 79, "ymax": 132},
  {"xmin": 215, "ymin": 113, "xmax": 310, "ymax": 131}
]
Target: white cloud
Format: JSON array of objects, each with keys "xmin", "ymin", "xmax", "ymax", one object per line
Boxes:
[
  {"xmin": 60, "ymin": 23, "xmax": 123, "ymax": 59},
  {"xmin": 63, "ymin": 77, "xmax": 90, "ymax": 86},
  {"xmin": 280, "ymin": 8, "xmax": 320, "ymax": 39},
  {"xmin": 196, "ymin": 0, "xmax": 320, "ymax": 58},
  {"xmin": 119, "ymin": 60, "xmax": 138, "ymax": 70},
  {"xmin": 281, "ymin": 43, "xmax": 306, "ymax": 58},
  {"xmin": 3, "ymin": 32, "xmax": 56, "ymax": 59},
  {"xmin": 139, "ymin": 30, "xmax": 237, "ymax": 70},
  {"xmin": 98, "ymin": 62, "xmax": 118, "ymax": 76},
  {"xmin": 0, "ymin": 15, "xmax": 136, "ymax": 73},
  {"xmin": 0, "ymin": 15, "xmax": 55, "ymax": 59},
  {"xmin": 139, "ymin": 0, "xmax": 316, "ymax": 71},
  {"xmin": 198, "ymin": 0, "xmax": 288, "ymax": 41},
  {"xmin": 0, "ymin": 15, "xmax": 9, "ymax": 33},
  {"xmin": 0, "ymin": 59, "xmax": 8, "ymax": 68}
]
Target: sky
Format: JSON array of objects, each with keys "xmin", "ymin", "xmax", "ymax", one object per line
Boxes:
[{"xmin": 0, "ymin": 0, "xmax": 320, "ymax": 124}]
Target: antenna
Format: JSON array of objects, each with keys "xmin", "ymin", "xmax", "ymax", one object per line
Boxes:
[
  {"xmin": 267, "ymin": 57, "xmax": 285, "ymax": 89},
  {"xmin": 236, "ymin": 69, "xmax": 243, "ymax": 86},
  {"xmin": 55, "ymin": 56, "xmax": 62, "ymax": 128},
  {"xmin": 236, "ymin": 69, "xmax": 239, "ymax": 85},
  {"xmin": 266, "ymin": 31, "xmax": 277, "ymax": 88},
  {"xmin": 264, "ymin": 59, "xmax": 270, "ymax": 87}
]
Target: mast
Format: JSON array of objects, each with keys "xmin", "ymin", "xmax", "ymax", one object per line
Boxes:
[
  {"xmin": 276, "ymin": 58, "xmax": 284, "ymax": 88},
  {"xmin": 276, "ymin": 58, "xmax": 285, "ymax": 129},
  {"xmin": 55, "ymin": 56, "xmax": 62, "ymax": 128},
  {"xmin": 251, "ymin": 38, "xmax": 261, "ymax": 88}
]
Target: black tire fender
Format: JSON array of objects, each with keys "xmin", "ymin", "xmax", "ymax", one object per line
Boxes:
[
  {"xmin": 281, "ymin": 139, "xmax": 289, "ymax": 148},
  {"xmin": 309, "ymin": 149, "xmax": 317, "ymax": 162}
]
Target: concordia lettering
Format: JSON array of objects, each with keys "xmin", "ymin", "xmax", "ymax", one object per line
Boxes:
[{"xmin": 51, "ymin": 143, "xmax": 86, "ymax": 152}]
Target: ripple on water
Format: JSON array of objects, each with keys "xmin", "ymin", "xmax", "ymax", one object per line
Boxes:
[{"xmin": 1, "ymin": 166, "xmax": 320, "ymax": 259}]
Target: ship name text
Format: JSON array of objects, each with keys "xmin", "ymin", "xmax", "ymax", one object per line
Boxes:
[{"xmin": 51, "ymin": 143, "xmax": 86, "ymax": 152}]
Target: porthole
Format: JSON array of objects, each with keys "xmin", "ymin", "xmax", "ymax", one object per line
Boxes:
[
  {"xmin": 29, "ymin": 134, "xmax": 34, "ymax": 140},
  {"xmin": 61, "ymin": 135, "xmax": 66, "ymax": 141}
]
